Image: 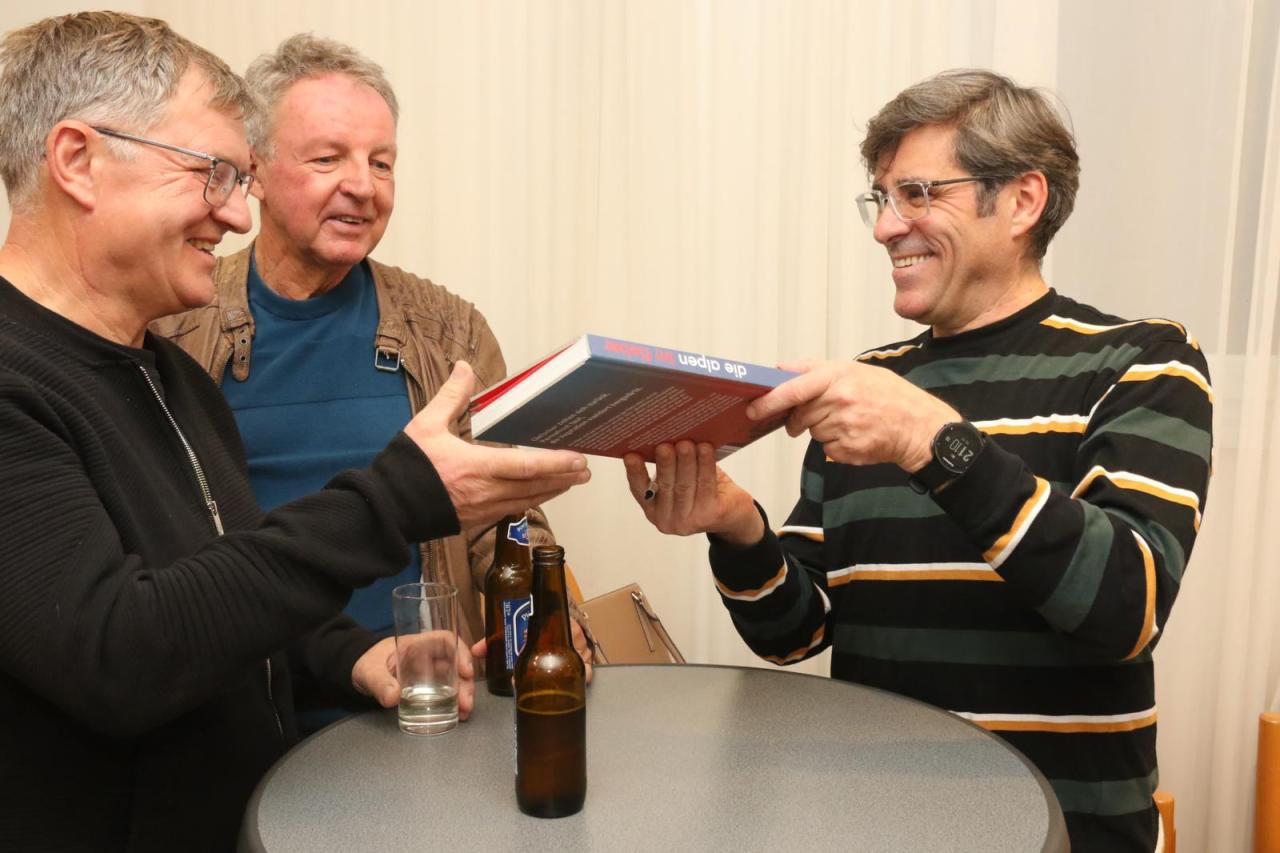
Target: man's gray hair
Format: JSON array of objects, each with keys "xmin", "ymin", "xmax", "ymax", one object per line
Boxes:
[
  {"xmin": 861, "ymin": 69, "xmax": 1080, "ymax": 261},
  {"xmin": 0, "ymin": 11, "xmax": 252, "ymax": 210},
  {"xmin": 245, "ymin": 34, "xmax": 399, "ymax": 156}
]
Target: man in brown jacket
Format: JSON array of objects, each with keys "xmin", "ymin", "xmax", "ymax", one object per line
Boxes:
[{"xmin": 154, "ymin": 34, "xmax": 585, "ymax": 727}]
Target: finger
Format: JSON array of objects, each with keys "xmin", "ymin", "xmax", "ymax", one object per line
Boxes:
[
  {"xmin": 457, "ymin": 642, "xmax": 475, "ymax": 681},
  {"xmin": 786, "ymin": 400, "xmax": 828, "ymax": 438},
  {"xmin": 649, "ymin": 443, "xmax": 677, "ymax": 527},
  {"xmin": 472, "ymin": 484, "xmax": 594, "ymax": 527},
  {"xmin": 419, "ymin": 360, "xmax": 476, "ymax": 428},
  {"xmin": 458, "ymin": 671, "xmax": 475, "ymax": 721},
  {"xmin": 584, "ymin": 658, "xmax": 594, "ymax": 685},
  {"xmin": 695, "ymin": 442, "xmax": 718, "ymax": 499},
  {"xmin": 570, "ymin": 616, "xmax": 590, "ymax": 659},
  {"xmin": 622, "ymin": 453, "xmax": 653, "ymax": 504},
  {"xmin": 367, "ymin": 663, "xmax": 400, "ymax": 708},
  {"xmin": 470, "ymin": 637, "xmax": 486, "ymax": 660},
  {"xmin": 746, "ymin": 369, "xmax": 830, "ymax": 422},
  {"xmin": 481, "ymin": 445, "xmax": 590, "ymax": 481},
  {"xmin": 776, "ymin": 359, "xmax": 822, "ymax": 373},
  {"xmin": 671, "ymin": 440, "xmax": 698, "ymax": 520}
]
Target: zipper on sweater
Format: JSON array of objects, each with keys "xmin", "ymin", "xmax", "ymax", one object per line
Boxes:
[
  {"xmin": 135, "ymin": 364, "xmax": 224, "ymax": 535},
  {"xmin": 137, "ymin": 364, "xmax": 283, "ymax": 737},
  {"xmin": 264, "ymin": 656, "xmax": 284, "ymax": 737}
]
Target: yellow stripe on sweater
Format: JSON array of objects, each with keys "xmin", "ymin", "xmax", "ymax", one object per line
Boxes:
[
  {"xmin": 974, "ymin": 414, "xmax": 1089, "ymax": 435},
  {"xmin": 1041, "ymin": 315, "xmax": 1193, "ymax": 347},
  {"xmin": 715, "ymin": 562, "xmax": 787, "ymax": 602},
  {"xmin": 1072, "ymin": 466, "xmax": 1203, "ymax": 529},
  {"xmin": 1123, "ymin": 532, "xmax": 1159, "ymax": 660},
  {"xmin": 983, "ymin": 477, "xmax": 1051, "ymax": 568},
  {"xmin": 956, "ymin": 707, "xmax": 1158, "ymax": 734},
  {"xmin": 763, "ymin": 623, "xmax": 826, "ymax": 664},
  {"xmin": 828, "ymin": 563, "xmax": 1001, "ymax": 585}
]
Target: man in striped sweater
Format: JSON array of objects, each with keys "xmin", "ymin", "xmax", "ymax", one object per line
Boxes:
[{"xmin": 624, "ymin": 69, "xmax": 1212, "ymax": 852}]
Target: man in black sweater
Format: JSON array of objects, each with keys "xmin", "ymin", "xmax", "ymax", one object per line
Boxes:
[
  {"xmin": 625, "ymin": 70, "xmax": 1211, "ymax": 852},
  {"xmin": 0, "ymin": 12, "xmax": 589, "ymax": 851}
]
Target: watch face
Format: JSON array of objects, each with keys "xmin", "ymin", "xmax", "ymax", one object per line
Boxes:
[{"xmin": 935, "ymin": 422, "xmax": 983, "ymax": 476}]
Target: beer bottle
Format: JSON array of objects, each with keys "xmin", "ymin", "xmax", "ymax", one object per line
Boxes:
[
  {"xmin": 514, "ymin": 545, "xmax": 586, "ymax": 818},
  {"xmin": 484, "ymin": 515, "xmax": 533, "ymax": 696}
]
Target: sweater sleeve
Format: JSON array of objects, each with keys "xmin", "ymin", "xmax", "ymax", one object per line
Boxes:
[
  {"xmin": 290, "ymin": 615, "xmax": 381, "ymax": 712},
  {"xmin": 0, "ymin": 371, "xmax": 458, "ymax": 737},
  {"xmin": 932, "ymin": 335, "xmax": 1213, "ymax": 660},
  {"xmin": 707, "ymin": 442, "xmax": 834, "ymax": 665}
]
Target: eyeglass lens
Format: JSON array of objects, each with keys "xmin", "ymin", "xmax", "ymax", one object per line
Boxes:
[
  {"xmin": 205, "ymin": 162, "xmax": 237, "ymax": 206},
  {"xmin": 204, "ymin": 162, "xmax": 253, "ymax": 206},
  {"xmin": 856, "ymin": 184, "xmax": 934, "ymax": 227}
]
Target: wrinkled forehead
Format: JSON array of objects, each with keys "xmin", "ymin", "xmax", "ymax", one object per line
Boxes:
[
  {"xmin": 151, "ymin": 71, "xmax": 251, "ymax": 166},
  {"xmin": 871, "ymin": 123, "xmax": 961, "ymax": 187}
]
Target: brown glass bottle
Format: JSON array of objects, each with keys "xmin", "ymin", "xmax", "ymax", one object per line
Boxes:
[
  {"xmin": 514, "ymin": 545, "xmax": 586, "ymax": 818},
  {"xmin": 484, "ymin": 515, "xmax": 533, "ymax": 696}
]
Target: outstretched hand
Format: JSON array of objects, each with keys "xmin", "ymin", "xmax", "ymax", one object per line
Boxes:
[
  {"xmin": 404, "ymin": 361, "xmax": 592, "ymax": 528},
  {"xmin": 623, "ymin": 441, "xmax": 763, "ymax": 547},
  {"xmin": 747, "ymin": 360, "xmax": 958, "ymax": 472}
]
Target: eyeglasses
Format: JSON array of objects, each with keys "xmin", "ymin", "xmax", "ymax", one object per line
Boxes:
[
  {"xmin": 93, "ymin": 127, "xmax": 254, "ymax": 207},
  {"xmin": 856, "ymin": 176, "xmax": 996, "ymax": 227}
]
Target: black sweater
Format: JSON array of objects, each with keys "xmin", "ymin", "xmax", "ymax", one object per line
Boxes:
[
  {"xmin": 709, "ymin": 291, "xmax": 1213, "ymax": 851},
  {"xmin": 0, "ymin": 278, "xmax": 459, "ymax": 851}
]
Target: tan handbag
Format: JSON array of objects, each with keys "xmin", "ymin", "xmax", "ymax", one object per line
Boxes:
[{"xmin": 573, "ymin": 583, "xmax": 685, "ymax": 665}]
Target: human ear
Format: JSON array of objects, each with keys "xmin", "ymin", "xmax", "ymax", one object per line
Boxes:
[
  {"xmin": 248, "ymin": 151, "xmax": 267, "ymax": 201},
  {"xmin": 1008, "ymin": 170, "xmax": 1048, "ymax": 241},
  {"xmin": 44, "ymin": 122, "xmax": 98, "ymax": 210}
]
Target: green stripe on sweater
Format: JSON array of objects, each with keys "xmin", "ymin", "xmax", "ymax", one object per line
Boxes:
[
  {"xmin": 1049, "ymin": 769, "xmax": 1158, "ymax": 816},
  {"xmin": 834, "ymin": 624, "xmax": 1150, "ymax": 667},
  {"xmin": 904, "ymin": 344, "xmax": 1144, "ymax": 390}
]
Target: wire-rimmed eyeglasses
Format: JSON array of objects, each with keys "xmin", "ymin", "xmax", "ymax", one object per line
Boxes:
[
  {"xmin": 93, "ymin": 127, "xmax": 254, "ymax": 208},
  {"xmin": 856, "ymin": 176, "xmax": 996, "ymax": 227}
]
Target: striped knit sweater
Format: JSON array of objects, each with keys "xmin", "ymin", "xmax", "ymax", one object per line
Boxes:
[{"xmin": 708, "ymin": 290, "xmax": 1213, "ymax": 852}]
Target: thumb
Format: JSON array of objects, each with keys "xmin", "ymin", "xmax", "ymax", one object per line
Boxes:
[
  {"xmin": 361, "ymin": 665, "xmax": 400, "ymax": 708},
  {"xmin": 421, "ymin": 360, "xmax": 476, "ymax": 429}
]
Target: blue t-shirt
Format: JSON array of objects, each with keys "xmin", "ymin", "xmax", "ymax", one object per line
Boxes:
[{"xmin": 222, "ymin": 256, "xmax": 420, "ymax": 636}]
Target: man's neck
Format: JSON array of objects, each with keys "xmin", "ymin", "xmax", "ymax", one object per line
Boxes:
[
  {"xmin": 253, "ymin": 228, "xmax": 350, "ymax": 300},
  {"xmin": 0, "ymin": 217, "xmax": 147, "ymax": 347},
  {"xmin": 932, "ymin": 264, "xmax": 1050, "ymax": 339}
]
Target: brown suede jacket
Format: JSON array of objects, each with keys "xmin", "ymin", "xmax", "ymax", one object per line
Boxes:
[{"xmin": 152, "ymin": 246, "xmax": 553, "ymax": 646}]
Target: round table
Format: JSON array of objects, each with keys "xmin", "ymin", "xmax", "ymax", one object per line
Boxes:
[{"xmin": 240, "ymin": 664, "xmax": 1067, "ymax": 852}]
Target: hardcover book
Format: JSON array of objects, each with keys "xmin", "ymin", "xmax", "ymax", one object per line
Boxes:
[{"xmin": 470, "ymin": 334, "xmax": 797, "ymax": 460}]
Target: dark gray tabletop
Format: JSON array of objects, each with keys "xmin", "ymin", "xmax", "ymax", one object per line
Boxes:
[{"xmin": 241, "ymin": 664, "xmax": 1067, "ymax": 852}]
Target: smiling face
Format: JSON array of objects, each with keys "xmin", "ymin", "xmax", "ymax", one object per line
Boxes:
[
  {"xmin": 93, "ymin": 69, "xmax": 253, "ymax": 321},
  {"xmin": 252, "ymin": 73, "xmax": 397, "ymax": 286},
  {"xmin": 870, "ymin": 124, "xmax": 1023, "ymax": 336}
]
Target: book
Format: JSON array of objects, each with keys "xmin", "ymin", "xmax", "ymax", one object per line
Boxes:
[{"xmin": 470, "ymin": 334, "xmax": 797, "ymax": 461}]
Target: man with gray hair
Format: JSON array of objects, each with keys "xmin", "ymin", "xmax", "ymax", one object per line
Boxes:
[
  {"xmin": 0, "ymin": 13, "xmax": 589, "ymax": 850},
  {"xmin": 155, "ymin": 34, "xmax": 588, "ymax": 730},
  {"xmin": 625, "ymin": 69, "xmax": 1212, "ymax": 851}
]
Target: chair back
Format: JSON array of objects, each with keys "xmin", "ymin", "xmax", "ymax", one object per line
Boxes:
[{"xmin": 1258, "ymin": 712, "xmax": 1280, "ymax": 853}]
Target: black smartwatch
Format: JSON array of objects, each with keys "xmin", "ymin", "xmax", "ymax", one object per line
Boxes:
[{"xmin": 907, "ymin": 421, "xmax": 987, "ymax": 495}]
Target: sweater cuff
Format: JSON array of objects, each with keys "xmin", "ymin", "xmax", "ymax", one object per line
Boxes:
[
  {"xmin": 371, "ymin": 432, "xmax": 461, "ymax": 542},
  {"xmin": 297, "ymin": 615, "xmax": 382, "ymax": 709},
  {"xmin": 930, "ymin": 438, "xmax": 1030, "ymax": 539},
  {"xmin": 707, "ymin": 502, "xmax": 783, "ymax": 589}
]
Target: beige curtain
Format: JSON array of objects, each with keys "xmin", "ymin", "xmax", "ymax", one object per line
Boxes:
[{"xmin": 2, "ymin": 1, "xmax": 1276, "ymax": 849}]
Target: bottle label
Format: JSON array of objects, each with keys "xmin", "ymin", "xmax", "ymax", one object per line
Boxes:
[
  {"xmin": 502, "ymin": 595, "xmax": 533, "ymax": 669},
  {"xmin": 506, "ymin": 516, "xmax": 530, "ymax": 546}
]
